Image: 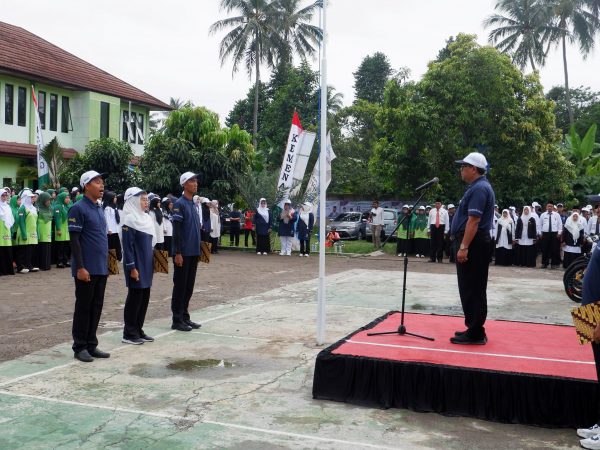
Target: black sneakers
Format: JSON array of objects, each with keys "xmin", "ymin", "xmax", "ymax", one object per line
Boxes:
[
  {"xmin": 186, "ymin": 320, "xmax": 202, "ymax": 329},
  {"xmin": 171, "ymin": 323, "xmax": 192, "ymax": 332}
]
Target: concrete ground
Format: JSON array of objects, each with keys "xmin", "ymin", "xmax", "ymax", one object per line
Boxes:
[{"xmin": 0, "ymin": 252, "xmax": 586, "ymax": 449}]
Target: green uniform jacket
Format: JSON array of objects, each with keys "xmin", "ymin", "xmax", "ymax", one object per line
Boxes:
[
  {"xmin": 37, "ymin": 217, "xmax": 52, "ymax": 243},
  {"xmin": 16, "ymin": 206, "xmax": 38, "ymax": 245},
  {"xmin": 0, "ymin": 219, "xmax": 12, "ymax": 247}
]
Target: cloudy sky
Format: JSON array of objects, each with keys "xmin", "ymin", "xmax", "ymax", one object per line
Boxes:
[{"xmin": 4, "ymin": 0, "xmax": 599, "ymax": 122}]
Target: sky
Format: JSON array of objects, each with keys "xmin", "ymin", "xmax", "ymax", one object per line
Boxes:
[{"xmin": 3, "ymin": 0, "xmax": 599, "ymax": 123}]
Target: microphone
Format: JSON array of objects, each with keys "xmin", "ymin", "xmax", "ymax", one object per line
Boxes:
[{"xmin": 415, "ymin": 177, "xmax": 439, "ymax": 192}]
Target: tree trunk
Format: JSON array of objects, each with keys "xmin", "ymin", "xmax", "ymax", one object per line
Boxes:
[
  {"xmin": 253, "ymin": 48, "xmax": 260, "ymax": 151},
  {"xmin": 529, "ymin": 52, "xmax": 537, "ymax": 72},
  {"xmin": 562, "ymin": 33, "xmax": 574, "ymax": 126}
]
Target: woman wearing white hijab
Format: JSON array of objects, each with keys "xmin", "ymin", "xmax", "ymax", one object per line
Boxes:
[
  {"xmin": 514, "ymin": 206, "xmax": 537, "ymax": 267},
  {"xmin": 209, "ymin": 200, "xmax": 221, "ymax": 254},
  {"xmin": 278, "ymin": 199, "xmax": 295, "ymax": 256},
  {"xmin": 254, "ymin": 197, "xmax": 271, "ymax": 255},
  {"xmin": 121, "ymin": 188, "xmax": 156, "ymax": 345},
  {"xmin": 296, "ymin": 202, "xmax": 314, "ymax": 256},
  {"xmin": 15, "ymin": 189, "xmax": 39, "ymax": 273},
  {"xmin": 495, "ymin": 209, "xmax": 514, "ymax": 266},
  {"xmin": 562, "ymin": 211, "xmax": 585, "ymax": 269},
  {"xmin": 0, "ymin": 188, "xmax": 15, "ymax": 275}
]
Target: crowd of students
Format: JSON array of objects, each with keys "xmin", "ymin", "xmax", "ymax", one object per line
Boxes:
[{"xmin": 389, "ymin": 200, "xmax": 599, "ymax": 269}]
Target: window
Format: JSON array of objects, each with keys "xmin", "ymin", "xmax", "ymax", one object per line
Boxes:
[
  {"xmin": 136, "ymin": 113, "xmax": 144, "ymax": 144},
  {"xmin": 122, "ymin": 110, "xmax": 129, "ymax": 141},
  {"xmin": 2, "ymin": 178, "xmax": 12, "ymax": 187},
  {"xmin": 17, "ymin": 87, "xmax": 26, "ymax": 127},
  {"xmin": 49, "ymin": 94, "xmax": 58, "ymax": 131},
  {"xmin": 100, "ymin": 102, "xmax": 110, "ymax": 138},
  {"xmin": 130, "ymin": 112, "xmax": 137, "ymax": 144},
  {"xmin": 383, "ymin": 211, "xmax": 395, "ymax": 220},
  {"xmin": 38, "ymin": 91, "xmax": 46, "ymax": 129},
  {"xmin": 4, "ymin": 84, "xmax": 13, "ymax": 125},
  {"xmin": 61, "ymin": 96, "xmax": 72, "ymax": 133}
]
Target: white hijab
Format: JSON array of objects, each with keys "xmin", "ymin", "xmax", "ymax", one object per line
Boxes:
[
  {"xmin": 122, "ymin": 191, "xmax": 156, "ymax": 247},
  {"xmin": 300, "ymin": 202, "xmax": 312, "ymax": 226},
  {"xmin": 520, "ymin": 206, "xmax": 531, "ymax": 222},
  {"xmin": 498, "ymin": 209, "xmax": 513, "ymax": 229},
  {"xmin": 565, "ymin": 212, "xmax": 584, "ymax": 239},
  {"xmin": 20, "ymin": 190, "xmax": 36, "ymax": 214},
  {"xmin": 257, "ymin": 198, "xmax": 269, "ymax": 222},
  {"xmin": 0, "ymin": 188, "xmax": 14, "ymax": 229}
]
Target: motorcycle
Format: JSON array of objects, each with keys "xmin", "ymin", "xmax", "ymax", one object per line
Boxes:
[{"xmin": 563, "ymin": 235, "xmax": 598, "ymax": 302}]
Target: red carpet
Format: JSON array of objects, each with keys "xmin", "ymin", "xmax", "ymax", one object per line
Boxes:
[{"xmin": 333, "ymin": 312, "xmax": 596, "ymax": 381}]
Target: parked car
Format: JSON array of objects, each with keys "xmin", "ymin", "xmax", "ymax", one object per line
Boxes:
[
  {"xmin": 325, "ymin": 212, "xmax": 368, "ymax": 240},
  {"xmin": 365, "ymin": 208, "xmax": 399, "ymax": 242}
]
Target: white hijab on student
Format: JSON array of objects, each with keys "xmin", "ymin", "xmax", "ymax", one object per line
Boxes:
[
  {"xmin": 0, "ymin": 188, "xmax": 14, "ymax": 229},
  {"xmin": 257, "ymin": 197, "xmax": 269, "ymax": 222},
  {"xmin": 20, "ymin": 189, "xmax": 36, "ymax": 214},
  {"xmin": 122, "ymin": 187, "xmax": 156, "ymax": 247},
  {"xmin": 300, "ymin": 202, "xmax": 312, "ymax": 226},
  {"xmin": 565, "ymin": 212, "xmax": 584, "ymax": 239}
]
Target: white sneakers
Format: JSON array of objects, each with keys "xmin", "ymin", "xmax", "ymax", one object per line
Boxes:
[
  {"xmin": 18, "ymin": 268, "xmax": 29, "ymax": 273},
  {"xmin": 578, "ymin": 424, "xmax": 600, "ymax": 449}
]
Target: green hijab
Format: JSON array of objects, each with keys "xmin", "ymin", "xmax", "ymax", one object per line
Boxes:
[
  {"xmin": 37, "ymin": 192, "xmax": 53, "ymax": 222},
  {"xmin": 9, "ymin": 195, "xmax": 19, "ymax": 219},
  {"xmin": 58, "ymin": 187, "xmax": 68, "ymax": 194},
  {"xmin": 75, "ymin": 193, "xmax": 83, "ymax": 203},
  {"xmin": 413, "ymin": 211, "xmax": 428, "ymax": 230},
  {"xmin": 55, "ymin": 192, "xmax": 70, "ymax": 221}
]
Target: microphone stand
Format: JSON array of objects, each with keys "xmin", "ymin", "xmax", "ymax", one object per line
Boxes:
[{"xmin": 368, "ymin": 187, "xmax": 435, "ymax": 341}]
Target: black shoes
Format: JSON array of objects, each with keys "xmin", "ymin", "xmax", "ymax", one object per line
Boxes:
[
  {"xmin": 186, "ymin": 320, "xmax": 201, "ymax": 329},
  {"xmin": 74, "ymin": 349, "xmax": 93, "ymax": 362},
  {"xmin": 141, "ymin": 334, "xmax": 155, "ymax": 342},
  {"xmin": 454, "ymin": 330, "xmax": 467, "ymax": 337},
  {"xmin": 56, "ymin": 263, "xmax": 65, "ymax": 268},
  {"xmin": 171, "ymin": 323, "xmax": 192, "ymax": 332},
  {"xmin": 89, "ymin": 349, "xmax": 110, "ymax": 358},
  {"xmin": 450, "ymin": 334, "xmax": 487, "ymax": 345}
]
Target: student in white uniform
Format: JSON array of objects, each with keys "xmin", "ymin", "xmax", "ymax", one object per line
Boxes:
[{"xmin": 103, "ymin": 191, "xmax": 122, "ymax": 261}]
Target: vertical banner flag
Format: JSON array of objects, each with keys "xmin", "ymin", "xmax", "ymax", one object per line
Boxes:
[
  {"xmin": 289, "ymin": 130, "xmax": 316, "ymax": 197},
  {"xmin": 304, "ymin": 131, "xmax": 336, "ymax": 209},
  {"xmin": 278, "ymin": 111, "xmax": 304, "ymax": 192},
  {"xmin": 31, "ymin": 86, "xmax": 50, "ymax": 188}
]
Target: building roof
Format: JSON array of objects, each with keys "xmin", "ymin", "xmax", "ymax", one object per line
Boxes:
[
  {"xmin": 0, "ymin": 21, "xmax": 171, "ymax": 110},
  {"xmin": 0, "ymin": 141, "xmax": 77, "ymax": 159}
]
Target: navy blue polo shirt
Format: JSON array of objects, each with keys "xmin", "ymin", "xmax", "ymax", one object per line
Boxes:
[
  {"xmin": 172, "ymin": 195, "xmax": 201, "ymax": 256},
  {"xmin": 450, "ymin": 175, "xmax": 495, "ymax": 236},
  {"xmin": 68, "ymin": 195, "xmax": 108, "ymax": 276},
  {"xmin": 583, "ymin": 245, "xmax": 600, "ymax": 306}
]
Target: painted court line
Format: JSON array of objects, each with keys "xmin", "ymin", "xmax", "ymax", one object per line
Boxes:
[
  {"xmin": 345, "ymin": 339, "xmax": 595, "ymax": 365},
  {"xmin": 191, "ymin": 331, "xmax": 272, "ymax": 342},
  {"xmin": 0, "ymin": 298, "xmax": 286, "ymax": 388},
  {"xmin": 0, "ymin": 390, "xmax": 395, "ymax": 449}
]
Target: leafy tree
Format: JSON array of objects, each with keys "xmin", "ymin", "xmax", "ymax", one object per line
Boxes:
[
  {"xmin": 546, "ymin": 85, "xmax": 600, "ymax": 134},
  {"xmin": 484, "ymin": 0, "xmax": 553, "ymax": 71},
  {"xmin": 562, "ymin": 124, "xmax": 600, "ymax": 200},
  {"xmin": 60, "ymin": 138, "xmax": 136, "ymax": 193},
  {"xmin": 140, "ymin": 106, "xmax": 254, "ymax": 202},
  {"xmin": 352, "ymin": 52, "xmax": 393, "ymax": 104},
  {"xmin": 150, "ymin": 97, "xmax": 192, "ymax": 130},
  {"xmin": 40, "ymin": 137, "xmax": 66, "ymax": 189}
]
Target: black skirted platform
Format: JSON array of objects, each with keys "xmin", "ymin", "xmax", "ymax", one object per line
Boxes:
[{"xmin": 312, "ymin": 311, "xmax": 599, "ymax": 428}]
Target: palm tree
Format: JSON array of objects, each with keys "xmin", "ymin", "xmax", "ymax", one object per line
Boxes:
[
  {"xmin": 150, "ymin": 97, "xmax": 192, "ymax": 131},
  {"xmin": 210, "ymin": 0, "xmax": 283, "ymax": 150},
  {"xmin": 40, "ymin": 137, "xmax": 65, "ymax": 189},
  {"xmin": 543, "ymin": 0, "xmax": 600, "ymax": 126},
  {"xmin": 276, "ymin": 0, "xmax": 323, "ymax": 63},
  {"xmin": 484, "ymin": 0, "xmax": 554, "ymax": 71}
]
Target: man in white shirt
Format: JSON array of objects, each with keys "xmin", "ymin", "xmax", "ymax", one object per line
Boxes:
[
  {"xmin": 427, "ymin": 199, "xmax": 449, "ymax": 262},
  {"xmin": 369, "ymin": 200, "xmax": 384, "ymax": 248},
  {"xmin": 588, "ymin": 207, "xmax": 600, "ymax": 238},
  {"xmin": 539, "ymin": 201, "xmax": 563, "ymax": 269}
]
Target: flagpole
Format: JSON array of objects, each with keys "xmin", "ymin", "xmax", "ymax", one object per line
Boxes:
[{"xmin": 317, "ymin": 0, "xmax": 327, "ymax": 346}]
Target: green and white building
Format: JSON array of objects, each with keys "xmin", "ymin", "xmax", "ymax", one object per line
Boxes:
[{"xmin": 0, "ymin": 21, "xmax": 170, "ymax": 188}]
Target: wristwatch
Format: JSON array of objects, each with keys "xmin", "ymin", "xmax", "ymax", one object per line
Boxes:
[{"xmin": 459, "ymin": 244, "xmax": 468, "ymax": 251}]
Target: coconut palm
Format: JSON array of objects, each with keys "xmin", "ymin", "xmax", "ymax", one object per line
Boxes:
[
  {"xmin": 276, "ymin": 0, "xmax": 323, "ymax": 63},
  {"xmin": 484, "ymin": 0, "xmax": 554, "ymax": 71},
  {"xmin": 542, "ymin": 0, "xmax": 600, "ymax": 126},
  {"xmin": 210, "ymin": 0, "xmax": 283, "ymax": 150}
]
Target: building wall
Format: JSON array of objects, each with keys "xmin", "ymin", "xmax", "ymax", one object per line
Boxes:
[
  {"xmin": 0, "ymin": 74, "xmax": 31, "ymax": 144},
  {"xmin": 0, "ymin": 155, "xmax": 34, "ymax": 188}
]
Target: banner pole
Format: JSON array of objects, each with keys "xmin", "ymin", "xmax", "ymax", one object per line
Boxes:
[{"xmin": 317, "ymin": 0, "xmax": 328, "ymax": 346}]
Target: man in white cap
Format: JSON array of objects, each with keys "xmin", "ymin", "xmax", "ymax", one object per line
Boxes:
[
  {"xmin": 450, "ymin": 152, "xmax": 495, "ymax": 345},
  {"xmin": 170, "ymin": 172, "xmax": 202, "ymax": 332},
  {"xmin": 68, "ymin": 170, "xmax": 110, "ymax": 362}
]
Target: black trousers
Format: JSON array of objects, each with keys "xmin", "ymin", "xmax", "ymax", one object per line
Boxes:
[
  {"xmin": 256, "ymin": 234, "xmax": 270, "ymax": 253},
  {"xmin": 15, "ymin": 244, "xmax": 33, "ymax": 271},
  {"xmin": 38, "ymin": 242, "xmax": 52, "ymax": 270},
  {"xmin": 230, "ymin": 227, "xmax": 240, "ymax": 246},
  {"xmin": 123, "ymin": 287, "xmax": 151, "ymax": 339},
  {"xmin": 454, "ymin": 231, "xmax": 491, "ymax": 340},
  {"xmin": 300, "ymin": 237, "xmax": 310, "ymax": 255},
  {"xmin": 540, "ymin": 232, "xmax": 560, "ymax": 266},
  {"xmin": 171, "ymin": 256, "xmax": 198, "ymax": 325},
  {"xmin": 55, "ymin": 240, "xmax": 69, "ymax": 266},
  {"xmin": 72, "ymin": 275, "xmax": 107, "ymax": 353},
  {"xmin": 0, "ymin": 246, "xmax": 14, "ymax": 275},
  {"xmin": 429, "ymin": 225, "xmax": 445, "ymax": 261},
  {"xmin": 210, "ymin": 236, "xmax": 219, "ymax": 253},
  {"xmin": 244, "ymin": 229, "xmax": 256, "ymax": 247},
  {"xmin": 108, "ymin": 233, "xmax": 122, "ymax": 261},
  {"xmin": 164, "ymin": 236, "xmax": 172, "ymax": 256}
]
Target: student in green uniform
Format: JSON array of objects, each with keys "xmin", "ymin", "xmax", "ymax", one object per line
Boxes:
[
  {"xmin": 36, "ymin": 192, "xmax": 53, "ymax": 271},
  {"xmin": 0, "ymin": 188, "xmax": 15, "ymax": 275},
  {"xmin": 53, "ymin": 191, "xmax": 71, "ymax": 268},
  {"xmin": 413, "ymin": 206, "xmax": 430, "ymax": 258},
  {"xmin": 396, "ymin": 205, "xmax": 415, "ymax": 257},
  {"xmin": 16, "ymin": 190, "xmax": 39, "ymax": 273}
]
